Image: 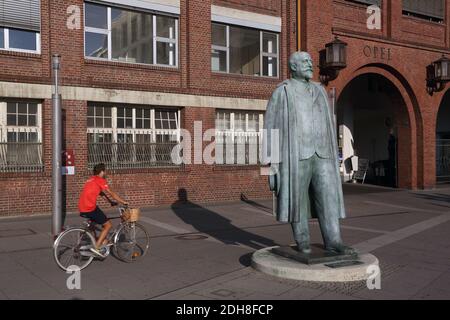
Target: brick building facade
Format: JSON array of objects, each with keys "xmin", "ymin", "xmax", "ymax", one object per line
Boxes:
[
  {"xmin": 0, "ymin": 0, "xmax": 449, "ymax": 216},
  {"xmin": 0, "ymin": 0, "xmax": 296, "ymax": 216}
]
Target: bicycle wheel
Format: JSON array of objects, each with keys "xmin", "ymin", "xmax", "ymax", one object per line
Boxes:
[
  {"xmin": 114, "ymin": 222, "xmax": 150, "ymax": 263},
  {"xmin": 53, "ymin": 228, "xmax": 96, "ymax": 271}
]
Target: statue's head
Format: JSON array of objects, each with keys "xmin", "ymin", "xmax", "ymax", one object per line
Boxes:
[{"xmin": 289, "ymin": 51, "xmax": 313, "ymax": 81}]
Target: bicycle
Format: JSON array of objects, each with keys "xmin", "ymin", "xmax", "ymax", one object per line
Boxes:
[{"xmin": 53, "ymin": 205, "xmax": 150, "ymax": 271}]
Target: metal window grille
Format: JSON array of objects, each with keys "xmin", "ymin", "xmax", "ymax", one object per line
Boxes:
[
  {"xmin": 0, "ymin": 127, "xmax": 43, "ymax": 173},
  {"xmin": 87, "ymin": 104, "xmax": 181, "ymax": 169},
  {"xmin": 215, "ymin": 110, "xmax": 263, "ymax": 165}
]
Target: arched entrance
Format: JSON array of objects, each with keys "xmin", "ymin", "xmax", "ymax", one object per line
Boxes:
[
  {"xmin": 436, "ymin": 90, "xmax": 450, "ymax": 183},
  {"xmin": 336, "ymin": 73, "xmax": 410, "ymax": 188}
]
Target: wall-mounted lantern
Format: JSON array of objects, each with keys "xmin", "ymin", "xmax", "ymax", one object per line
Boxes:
[
  {"xmin": 427, "ymin": 55, "xmax": 450, "ymax": 96},
  {"xmin": 319, "ymin": 36, "xmax": 348, "ymax": 85}
]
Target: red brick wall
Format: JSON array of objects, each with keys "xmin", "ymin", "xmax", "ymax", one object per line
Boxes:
[{"xmin": 213, "ymin": 0, "xmax": 281, "ymax": 16}]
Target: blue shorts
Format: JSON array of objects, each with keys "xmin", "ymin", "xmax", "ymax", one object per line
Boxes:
[{"xmin": 80, "ymin": 206, "xmax": 109, "ymax": 225}]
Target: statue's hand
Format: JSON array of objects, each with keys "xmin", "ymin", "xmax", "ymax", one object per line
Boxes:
[{"xmin": 268, "ymin": 164, "xmax": 279, "ymax": 194}]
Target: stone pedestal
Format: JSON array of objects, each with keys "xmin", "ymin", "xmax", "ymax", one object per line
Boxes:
[
  {"xmin": 272, "ymin": 244, "xmax": 358, "ymax": 265},
  {"xmin": 251, "ymin": 246, "xmax": 378, "ymax": 282}
]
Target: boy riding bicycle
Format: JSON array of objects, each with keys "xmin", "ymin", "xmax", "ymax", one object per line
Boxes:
[{"xmin": 78, "ymin": 163, "xmax": 128, "ymax": 258}]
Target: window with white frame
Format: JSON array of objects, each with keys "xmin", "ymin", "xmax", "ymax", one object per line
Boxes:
[
  {"xmin": 211, "ymin": 23, "xmax": 279, "ymax": 77},
  {"xmin": 84, "ymin": 1, "xmax": 178, "ymax": 67},
  {"xmin": 0, "ymin": 101, "xmax": 43, "ymax": 172},
  {"xmin": 0, "ymin": 0, "xmax": 41, "ymax": 54},
  {"xmin": 87, "ymin": 103, "xmax": 181, "ymax": 169},
  {"xmin": 215, "ymin": 110, "xmax": 264, "ymax": 165}
]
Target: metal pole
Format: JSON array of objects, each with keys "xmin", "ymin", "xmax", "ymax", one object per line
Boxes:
[{"xmin": 52, "ymin": 54, "xmax": 62, "ymax": 236}]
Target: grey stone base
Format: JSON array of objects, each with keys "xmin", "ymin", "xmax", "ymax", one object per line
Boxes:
[{"xmin": 252, "ymin": 246, "xmax": 379, "ymax": 282}]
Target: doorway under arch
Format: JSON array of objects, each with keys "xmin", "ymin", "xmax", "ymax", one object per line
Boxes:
[
  {"xmin": 436, "ymin": 90, "xmax": 450, "ymax": 183},
  {"xmin": 336, "ymin": 73, "xmax": 411, "ymax": 188}
]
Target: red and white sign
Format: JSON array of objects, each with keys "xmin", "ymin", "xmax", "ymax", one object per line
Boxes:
[{"xmin": 62, "ymin": 150, "xmax": 75, "ymax": 175}]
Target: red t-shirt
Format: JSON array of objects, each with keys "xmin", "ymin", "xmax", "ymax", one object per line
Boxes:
[{"xmin": 78, "ymin": 176, "xmax": 109, "ymax": 213}]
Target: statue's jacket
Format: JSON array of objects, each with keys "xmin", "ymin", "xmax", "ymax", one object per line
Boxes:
[{"xmin": 263, "ymin": 79, "xmax": 346, "ymax": 223}]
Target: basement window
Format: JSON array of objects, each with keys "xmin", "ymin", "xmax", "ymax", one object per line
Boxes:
[
  {"xmin": 215, "ymin": 110, "xmax": 264, "ymax": 165},
  {"xmin": 87, "ymin": 103, "xmax": 181, "ymax": 169},
  {"xmin": 0, "ymin": 101, "xmax": 43, "ymax": 173}
]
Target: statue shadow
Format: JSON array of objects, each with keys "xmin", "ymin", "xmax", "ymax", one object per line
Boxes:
[
  {"xmin": 411, "ymin": 192, "xmax": 450, "ymax": 209},
  {"xmin": 171, "ymin": 189, "xmax": 279, "ymax": 259},
  {"xmin": 240, "ymin": 193, "xmax": 273, "ymax": 215}
]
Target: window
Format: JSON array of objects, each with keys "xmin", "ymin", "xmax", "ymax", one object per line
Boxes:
[
  {"xmin": 215, "ymin": 110, "xmax": 263, "ymax": 165},
  {"xmin": 87, "ymin": 104, "xmax": 181, "ymax": 169},
  {"xmin": 262, "ymin": 32, "xmax": 278, "ymax": 77},
  {"xmin": 0, "ymin": 0, "xmax": 41, "ymax": 53},
  {"xmin": 84, "ymin": 2, "xmax": 178, "ymax": 67},
  {"xmin": 0, "ymin": 101, "xmax": 43, "ymax": 172},
  {"xmin": 403, "ymin": 0, "xmax": 444, "ymax": 23},
  {"xmin": 211, "ymin": 24, "xmax": 228, "ymax": 72},
  {"xmin": 216, "ymin": 111, "xmax": 230, "ymax": 131},
  {"xmin": 0, "ymin": 28, "xmax": 4, "ymax": 48},
  {"xmin": 211, "ymin": 23, "xmax": 279, "ymax": 77},
  {"xmin": 0, "ymin": 27, "xmax": 40, "ymax": 53}
]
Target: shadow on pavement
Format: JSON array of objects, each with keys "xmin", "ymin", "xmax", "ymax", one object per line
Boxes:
[
  {"xmin": 342, "ymin": 183, "xmax": 399, "ymax": 195},
  {"xmin": 171, "ymin": 188, "xmax": 278, "ymax": 251},
  {"xmin": 240, "ymin": 193, "xmax": 272, "ymax": 215},
  {"xmin": 239, "ymin": 252, "xmax": 253, "ymax": 267},
  {"xmin": 411, "ymin": 192, "xmax": 450, "ymax": 209}
]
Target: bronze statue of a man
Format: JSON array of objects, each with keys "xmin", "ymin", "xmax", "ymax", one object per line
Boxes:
[{"xmin": 263, "ymin": 51, "xmax": 355, "ymax": 255}]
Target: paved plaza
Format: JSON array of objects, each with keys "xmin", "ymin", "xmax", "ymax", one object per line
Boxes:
[{"xmin": 1, "ymin": 183, "xmax": 450, "ymax": 300}]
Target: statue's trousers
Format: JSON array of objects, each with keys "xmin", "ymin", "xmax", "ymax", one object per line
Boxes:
[{"xmin": 291, "ymin": 153, "xmax": 343, "ymax": 247}]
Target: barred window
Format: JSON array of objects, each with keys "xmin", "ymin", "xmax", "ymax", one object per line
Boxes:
[
  {"xmin": 0, "ymin": 101, "xmax": 43, "ymax": 172},
  {"xmin": 87, "ymin": 104, "xmax": 181, "ymax": 169},
  {"xmin": 84, "ymin": 1, "xmax": 178, "ymax": 67},
  {"xmin": 216, "ymin": 111, "xmax": 231, "ymax": 131},
  {"xmin": 215, "ymin": 110, "xmax": 263, "ymax": 165},
  {"xmin": 211, "ymin": 23, "xmax": 279, "ymax": 78}
]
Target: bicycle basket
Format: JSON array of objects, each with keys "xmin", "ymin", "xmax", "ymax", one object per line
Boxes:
[{"xmin": 122, "ymin": 208, "xmax": 141, "ymax": 222}]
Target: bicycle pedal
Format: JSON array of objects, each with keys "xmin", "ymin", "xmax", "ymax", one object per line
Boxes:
[{"xmin": 100, "ymin": 247, "xmax": 111, "ymax": 257}]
